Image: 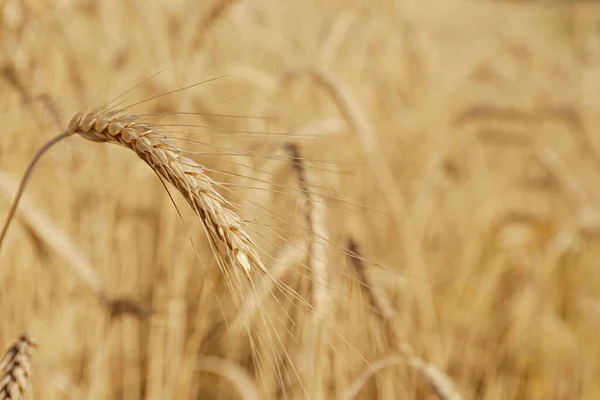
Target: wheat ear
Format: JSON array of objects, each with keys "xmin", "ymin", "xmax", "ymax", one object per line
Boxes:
[
  {"xmin": 65, "ymin": 108, "xmax": 266, "ymax": 275},
  {"xmin": 0, "ymin": 331, "xmax": 36, "ymax": 400},
  {"xmin": 0, "ymin": 107, "xmax": 266, "ymax": 276}
]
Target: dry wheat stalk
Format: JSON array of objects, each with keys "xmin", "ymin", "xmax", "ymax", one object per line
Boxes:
[
  {"xmin": 0, "ymin": 331, "xmax": 36, "ymax": 400},
  {"xmin": 65, "ymin": 108, "xmax": 266, "ymax": 275}
]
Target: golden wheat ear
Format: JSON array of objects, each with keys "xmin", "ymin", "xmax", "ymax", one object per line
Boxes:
[
  {"xmin": 65, "ymin": 108, "xmax": 267, "ymax": 275},
  {"xmin": 0, "ymin": 331, "xmax": 37, "ymax": 400}
]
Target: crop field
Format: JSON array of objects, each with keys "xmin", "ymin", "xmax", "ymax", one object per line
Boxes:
[{"xmin": 0, "ymin": 0, "xmax": 599, "ymax": 399}]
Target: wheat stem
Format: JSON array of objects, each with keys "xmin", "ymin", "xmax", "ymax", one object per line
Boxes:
[{"xmin": 0, "ymin": 131, "xmax": 69, "ymax": 252}]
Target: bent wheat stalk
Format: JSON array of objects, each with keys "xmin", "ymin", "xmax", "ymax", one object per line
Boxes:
[
  {"xmin": 0, "ymin": 132, "xmax": 69, "ymax": 249},
  {"xmin": 0, "ymin": 108, "xmax": 267, "ymax": 276}
]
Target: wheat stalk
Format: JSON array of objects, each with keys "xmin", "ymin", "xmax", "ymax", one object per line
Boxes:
[{"xmin": 0, "ymin": 331, "xmax": 36, "ymax": 400}]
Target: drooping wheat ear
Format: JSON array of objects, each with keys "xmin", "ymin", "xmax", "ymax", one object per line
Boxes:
[
  {"xmin": 66, "ymin": 108, "xmax": 266, "ymax": 275},
  {"xmin": 0, "ymin": 331, "xmax": 36, "ymax": 400}
]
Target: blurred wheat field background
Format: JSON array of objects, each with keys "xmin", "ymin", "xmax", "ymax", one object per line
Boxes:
[{"xmin": 1, "ymin": 0, "xmax": 599, "ymax": 399}]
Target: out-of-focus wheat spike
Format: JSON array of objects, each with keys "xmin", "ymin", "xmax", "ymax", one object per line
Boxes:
[
  {"xmin": 345, "ymin": 238, "xmax": 462, "ymax": 400},
  {"xmin": 197, "ymin": 356, "xmax": 259, "ymax": 400},
  {"xmin": 35, "ymin": 93, "xmax": 64, "ymax": 130},
  {"xmin": 284, "ymin": 142, "xmax": 330, "ymax": 321},
  {"xmin": 346, "ymin": 238, "xmax": 395, "ymax": 323},
  {"xmin": 66, "ymin": 109, "xmax": 267, "ymax": 276},
  {"xmin": 0, "ymin": 331, "xmax": 36, "ymax": 400}
]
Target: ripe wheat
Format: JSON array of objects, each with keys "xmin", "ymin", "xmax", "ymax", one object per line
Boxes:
[{"xmin": 66, "ymin": 108, "xmax": 267, "ymax": 276}]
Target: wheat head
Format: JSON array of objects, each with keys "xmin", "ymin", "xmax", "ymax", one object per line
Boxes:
[
  {"xmin": 0, "ymin": 331, "xmax": 36, "ymax": 400},
  {"xmin": 66, "ymin": 108, "xmax": 266, "ymax": 275}
]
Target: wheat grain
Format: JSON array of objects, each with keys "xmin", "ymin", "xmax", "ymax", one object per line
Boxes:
[
  {"xmin": 0, "ymin": 331, "xmax": 36, "ymax": 400},
  {"xmin": 66, "ymin": 108, "xmax": 266, "ymax": 276}
]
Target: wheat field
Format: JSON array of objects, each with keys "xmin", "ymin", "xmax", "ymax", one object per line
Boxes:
[{"xmin": 0, "ymin": 0, "xmax": 599, "ymax": 399}]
